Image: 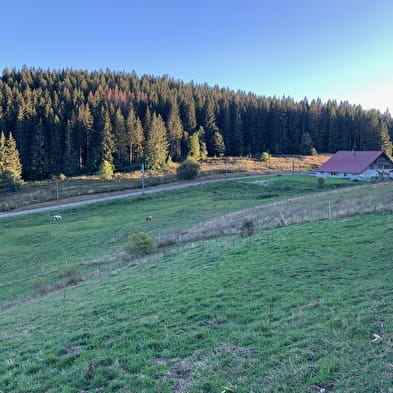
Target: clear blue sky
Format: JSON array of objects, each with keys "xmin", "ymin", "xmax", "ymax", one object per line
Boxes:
[{"xmin": 2, "ymin": 0, "xmax": 393, "ymax": 112}]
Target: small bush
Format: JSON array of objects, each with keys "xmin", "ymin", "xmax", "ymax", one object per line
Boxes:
[
  {"xmin": 260, "ymin": 152, "xmax": 271, "ymax": 162},
  {"xmin": 125, "ymin": 232, "xmax": 156, "ymax": 257},
  {"xmin": 31, "ymin": 277, "xmax": 48, "ymax": 295},
  {"xmin": 0, "ymin": 171, "xmax": 22, "ymax": 192},
  {"xmin": 57, "ymin": 264, "xmax": 82, "ymax": 285},
  {"xmin": 317, "ymin": 177, "xmax": 326, "ymax": 188},
  {"xmin": 176, "ymin": 158, "xmax": 201, "ymax": 180},
  {"xmin": 240, "ymin": 219, "xmax": 256, "ymax": 237}
]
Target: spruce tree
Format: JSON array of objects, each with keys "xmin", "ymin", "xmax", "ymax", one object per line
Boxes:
[
  {"xmin": 0, "ymin": 132, "xmax": 5, "ymax": 175},
  {"xmin": 167, "ymin": 101, "xmax": 184, "ymax": 161},
  {"xmin": 144, "ymin": 113, "xmax": 169, "ymax": 170},
  {"xmin": 126, "ymin": 107, "xmax": 144, "ymax": 165},
  {"xmin": 30, "ymin": 119, "xmax": 50, "ymax": 179},
  {"xmin": 188, "ymin": 132, "xmax": 201, "ymax": 160},
  {"xmin": 112, "ymin": 108, "xmax": 127, "ymax": 168},
  {"xmin": 100, "ymin": 107, "xmax": 116, "ymax": 165},
  {"xmin": 1, "ymin": 132, "xmax": 23, "ymax": 190},
  {"xmin": 212, "ymin": 131, "xmax": 226, "ymax": 157}
]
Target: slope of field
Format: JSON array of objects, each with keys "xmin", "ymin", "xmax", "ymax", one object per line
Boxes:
[
  {"xmin": 1, "ymin": 175, "xmax": 392, "ymax": 393},
  {"xmin": 0, "ymin": 175, "xmax": 347, "ymax": 304}
]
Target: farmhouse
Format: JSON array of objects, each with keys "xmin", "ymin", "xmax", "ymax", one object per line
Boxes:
[{"xmin": 316, "ymin": 150, "xmax": 393, "ymax": 180}]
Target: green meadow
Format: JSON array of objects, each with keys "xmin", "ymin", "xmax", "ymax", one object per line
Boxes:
[{"xmin": 1, "ymin": 175, "xmax": 392, "ymax": 393}]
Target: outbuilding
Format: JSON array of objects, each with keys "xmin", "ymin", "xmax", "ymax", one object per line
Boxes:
[{"xmin": 316, "ymin": 150, "xmax": 393, "ymax": 180}]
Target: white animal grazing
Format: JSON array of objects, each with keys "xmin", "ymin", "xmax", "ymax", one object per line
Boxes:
[
  {"xmin": 145, "ymin": 216, "xmax": 152, "ymax": 222},
  {"xmin": 53, "ymin": 215, "xmax": 62, "ymax": 221}
]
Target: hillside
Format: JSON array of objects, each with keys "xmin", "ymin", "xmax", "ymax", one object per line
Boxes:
[
  {"xmin": 1, "ymin": 176, "xmax": 392, "ymax": 392},
  {"xmin": 0, "ymin": 68, "xmax": 391, "ymax": 182}
]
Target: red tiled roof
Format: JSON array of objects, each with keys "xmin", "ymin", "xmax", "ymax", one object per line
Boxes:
[{"xmin": 317, "ymin": 151, "xmax": 385, "ymax": 174}]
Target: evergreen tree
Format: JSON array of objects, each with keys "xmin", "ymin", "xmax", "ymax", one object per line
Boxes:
[
  {"xmin": 0, "ymin": 132, "xmax": 23, "ymax": 190},
  {"xmin": 228, "ymin": 99, "xmax": 243, "ymax": 155},
  {"xmin": 167, "ymin": 101, "xmax": 184, "ymax": 161},
  {"xmin": 188, "ymin": 132, "xmax": 201, "ymax": 160},
  {"xmin": 125, "ymin": 107, "xmax": 144, "ymax": 165},
  {"xmin": 76, "ymin": 103, "xmax": 94, "ymax": 171},
  {"xmin": 212, "ymin": 131, "xmax": 226, "ymax": 157},
  {"xmin": 144, "ymin": 113, "xmax": 169, "ymax": 170},
  {"xmin": 300, "ymin": 132, "xmax": 314, "ymax": 155},
  {"xmin": 100, "ymin": 107, "xmax": 116, "ymax": 164},
  {"xmin": 378, "ymin": 118, "xmax": 392, "ymax": 156},
  {"xmin": 112, "ymin": 107, "xmax": 127, "ymax": 168},
  {"xmin": 30, "ymin": 119, "xmax": 50, "ymax": 179},
  {"xmin": 4, "ymin": 132, "xmax": 22, "ymax": 179},
  {"xmin": 62, "ymin": 119, "xmax": 79, "ymax": 175},
  {"xmin": 0, "ymin": 132, "xmax": 5, "ymax": 175},
  {"xmin": 201, "ymin": 96, "xmax": 219, "ymax": 156}
]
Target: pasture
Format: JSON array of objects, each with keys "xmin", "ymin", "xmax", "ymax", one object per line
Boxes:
[{"xmin": 1, "ymin": 175, "xmax": 392, "ymax": 392}]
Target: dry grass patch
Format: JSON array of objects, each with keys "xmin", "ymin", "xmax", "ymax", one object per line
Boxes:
[{"xmin": 158, "ymin": 182, "xmax": 393, "ymax": 246}]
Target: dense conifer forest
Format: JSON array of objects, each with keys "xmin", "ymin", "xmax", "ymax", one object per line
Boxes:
[{"xmin": 0, "ymin": 67, "xmax": 392, "ymax": 180}]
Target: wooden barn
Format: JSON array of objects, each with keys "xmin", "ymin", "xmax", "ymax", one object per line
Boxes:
[{"xmin": 316, "ymin": 151, "xmax": 393, "ymax": 180}]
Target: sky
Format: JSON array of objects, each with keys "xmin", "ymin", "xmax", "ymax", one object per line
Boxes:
[{"xmin": 2, "ymin": 0, "xmax": 393, "ymax": 112}]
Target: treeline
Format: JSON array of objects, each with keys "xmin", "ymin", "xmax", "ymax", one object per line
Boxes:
[{"xmin": 0, "ymin": 67, "xmax": 392, "ymax": 180}]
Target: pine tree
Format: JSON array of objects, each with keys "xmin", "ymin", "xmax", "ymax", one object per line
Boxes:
[
  {"xmin": 126, "ymin": 107, "xmax": 144, "ymax": 165},
  {"xmin": 378, "ymin": 119, "xmax": 392, "ymax": 156},
  {"xmin": 188, "ymin": 132, "xmax": 201, "ymax": 160},
  {"xmin": 62, "ymin": 119, "xmax": 79, "ymax": 176},
  {"xmin": 0, "ymin": 132, "xmax": 5, "ymax": 175},
  {"xmin": 76, "ymin": 103, "xmax": 94, "ymax": 171},
  {"xmin": 100, "ymin": 107, "xmax": 116, "ymax": 164},
  {"xmin": 202, "ymin": 96, "xmax": 219, "ymax": 156},
  {"xmin": 300, "ymin": 132, "xmax": 314, "ymax": 155},
  {"xmin": 167, "ymin": 101, "xmax": 184, "ymax": 161},
  {"xmin": 144, "ymin": 113, "xmax": 169, "ymax": 170},
  {"xmin": 227, "ymin": 98, "xmax": 243, "ymax": 155},
  {"xmin": 112, "ymin": 108, "xmax": 127, "ymax": 168},
  {"xmin": 212, "ymin": 131, "xmax": 226, "ymax": 157},
  {"xmin": 1, "ymin": 132, "xmax": 23, "ymax": 190},
  {"xmin": 30, "ymin": 119, "xmax": 50, "ymax": 179}
]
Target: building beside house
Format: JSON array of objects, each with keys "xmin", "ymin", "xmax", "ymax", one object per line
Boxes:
[{"xmin": 316, "ymin": 151, "xmax": 393, "ymax": 180}]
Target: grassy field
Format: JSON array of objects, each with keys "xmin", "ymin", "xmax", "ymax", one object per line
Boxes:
[
  {"xmin": 1, "ymin": 175, "xmax": 392, "ymax": 393},
  {"xmin": 0, "ymin": 154, "xmax": 329, "ymax": 212},
  {"xmin": 0, "ymin": 175, "xmax": 348, "ymax": 304}
]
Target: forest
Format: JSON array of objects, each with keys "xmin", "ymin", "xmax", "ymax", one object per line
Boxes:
[{"xmin": 0, "ymin": 67, "xmax": 392, "ymax": 181}]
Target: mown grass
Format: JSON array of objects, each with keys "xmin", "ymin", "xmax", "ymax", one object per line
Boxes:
[
  {"xmin": 1, "ymin": 213, "xmax": 392, "ymax": 392},
  {"xmin": 0, "ymin": 176, "xmax": 349, "ymax": 304}
]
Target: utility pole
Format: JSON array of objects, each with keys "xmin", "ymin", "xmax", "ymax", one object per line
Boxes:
[
  {"xmin": 55, "ymin": 180, "xmax": 59, "ymax": 200},
  {"xmin": 141, "ymin": 163, "xmax": 145, "ymax": 195}
]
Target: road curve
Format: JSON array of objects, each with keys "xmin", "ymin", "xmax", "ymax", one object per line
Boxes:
[{"xmin": 0, "ymin": 175, "xmax": 262, "ymax": 219}]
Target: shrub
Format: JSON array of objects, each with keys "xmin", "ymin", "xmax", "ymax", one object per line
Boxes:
[
  {"xmin": 176, "ymin": 158, "xmax": 200, "ymax": 180},
  {"xmin": 240, "ymin": 219, "xmax": 256, "ymax": 237},
  {"xmin": 57, "ymin": 264, "xmax": 82, "ymax": 285},
  {"xmin": 260, "ymin": 152, "xmax": 271, "ymax": 162},
  {"xmin": 125, "ymin": 232, "xmax": 156, "ymax": 257},
  {"xmin": 317, "ymin": 177, "xmax": 326, "ymax": 188},
  {"xmin": 31, "ymin": 277, "xmax": 48, "ymax": 295},
  {"xmin": 0, "ymin": 171, "xmax": 22, "ymax": 192}
]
